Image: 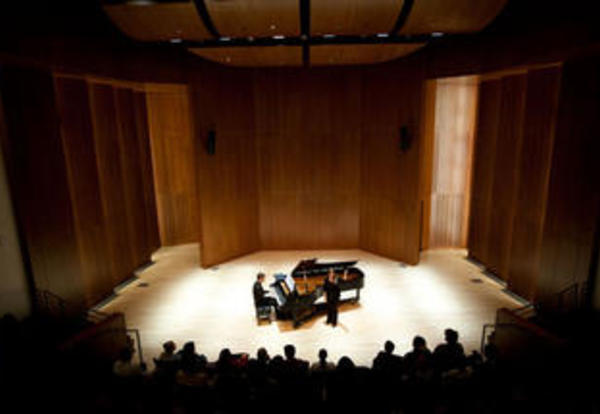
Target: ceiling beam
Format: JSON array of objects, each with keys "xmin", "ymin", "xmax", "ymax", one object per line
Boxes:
[
  {"xmin": 389, "ymin": 0, "xmax": 414, "ymax": 35},
  {"xmin": 300, "ymin": 0, "xmax": 310, "ymax": 67},
  {"xmin": 191, "ymin": 0, "xmax": 220, "ymax": 38},
  {"xmin": 168, "ymin": 32, "xmax": 451, "ymax": 49}
]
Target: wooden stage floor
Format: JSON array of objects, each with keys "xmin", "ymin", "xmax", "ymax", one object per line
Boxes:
[{"xmin": 99, "ymin": 245, "xmax": 522, "ymax": 367}]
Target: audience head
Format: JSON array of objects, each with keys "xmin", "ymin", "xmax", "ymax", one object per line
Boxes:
[
  {"xmin": 257, "ymin": 272, "xmax": 265, "ymax": 282},
  {"xmin": 284, "ymin": 344, "xmax": 296, "ymax": 360},
  {"xmin": 163, "ymin": 340, "xmax": 176, "ymax": 355},
  {"xmin": 384, "ymin": 340, "xmax": 395, "ymax": 354},
  {"xmin": 337, "ymin": 356, "xmax": 355, "ymax": 371},
  {"xmin": 444, "ymin": 329, "xmax": 459, "ymax": 345},
  {"xmin": 219, "ymin": 348, "xmax": 232, "ymax": 362},
  {"xmin": 412, "ymin": 335, "xmax": 427, "ymax": 350},
  {"xmin": 318, "ymin": 348, "xmax": 328, "ymax": 362},
  {"xmin": 182, "ymin": 341, "xmax": 195, "ymax": 356},
  {"xmin": 257, "ymin": 347, "xmax": 270, "ymax": 363}
]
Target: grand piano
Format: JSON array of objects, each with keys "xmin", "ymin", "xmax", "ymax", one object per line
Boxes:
[{"xmin": 270, "ymin": 259, "xmax": 364, "ymax": 328}]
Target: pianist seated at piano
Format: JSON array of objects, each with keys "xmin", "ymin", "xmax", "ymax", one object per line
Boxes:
[{"xmin": 253, "ymin": 272, "xmax": 278, "ymax": 311}]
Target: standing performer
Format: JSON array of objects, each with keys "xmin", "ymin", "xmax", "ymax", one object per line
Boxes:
[{"xmin": 324, "ymin": 268, "xmax": 341, "ymax": 327}]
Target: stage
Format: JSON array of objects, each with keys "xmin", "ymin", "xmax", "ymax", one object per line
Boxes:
[{"xmin": 99, "ymin": 245, "xmax": 523, "ymax": 367}]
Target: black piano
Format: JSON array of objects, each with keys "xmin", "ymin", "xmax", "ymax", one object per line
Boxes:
[{"xmin": 270, "ymin": 259, "xmax": 364, "ymax": 328}]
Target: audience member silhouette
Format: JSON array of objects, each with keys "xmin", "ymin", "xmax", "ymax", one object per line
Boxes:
[
  {"xmin": 176, "ymin": 351, "xmax": 210, "ymax": 388},
  {"xmin": 433, "ymin": 328, "xmax": 466, "ymax": 373},
  {"xmin": 176, "ymin": 341, "xmax": 206, "ymax": 373},
  {"xmin": 373, "ymin": 340, "xmax": 403, "ymax": 373},
  {"xmin": 310, "ymin": 348, "xmax": 335, "ymax": 373},
  {"xmin": 404, "ymin": 335, "xmax": 433, "ymax": 380},
  {"xmin": 158, "ymin": 340, "xmax": 179, "ymax": 362},
  {"xmin": 283, "ymin": 344, "xmax": 309, "ymax": 374}
]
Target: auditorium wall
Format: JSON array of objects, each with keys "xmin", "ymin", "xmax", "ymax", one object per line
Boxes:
[
  {"xmin": 468, "ymin": 65, "xmax": 561, "ymax": 301},
  {"xmin": 191, "ymin": 65, "xmax": 260, "ymax": 268},
  {"xmin": 254, "ymin": 68, "xmax": 361, "ymax": 250},
  {"xmin": 146, "ymin": 83, "xmax": 199, "ymax": 246},
  {"xmin": 0, "ymin": 66, "xmax": 161, "ymax": 309},
  {"xmin": 425, "ymin": 76, "xmax": 478, "ymax": 249},
  {"xmin": 467, "ymin": 59, "xmax": 600, "ymax": 307},
  {"xmin": 359, "ymin": 61, "xmax": 425, "ymax": 265},
  {"xmin": 190, "ymin": 62, "xmax": 426, "ymax": 266},
  {"xmin": 537, "ymin": 57, "xmax": 600, "ymax": 305},
  {"xmin": 0, "ymin": 96, "xmax": 31, "ymax": 318}
]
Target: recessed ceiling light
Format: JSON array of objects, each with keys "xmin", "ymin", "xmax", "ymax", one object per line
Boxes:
[
  {"xmin": 376, "ymin": 33, "xmax": 389, "ymax": 38},
  {"xmin": 432, "ymin": 32, "xmax": 444, "ymax": 37},
  {"xmin": 323, "ymin": 34, "xmax": 336, "ymax": 39},
  {"xmin": 128, "ymin": 0, "xmax": 155, "ymax": 5},
  {"xmin": 220, "ymin": 37, "xmax": 231, "ymax": 41},
  {"xmin": 169, "ymin": 38, "xmax": 182, "ymax": 44},
  {"xmin": 273, "ymin": 35, "xmax": 285, "ymax": 40}
]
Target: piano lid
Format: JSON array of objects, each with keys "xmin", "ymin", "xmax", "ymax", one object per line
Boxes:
[{"xmin": 291, "ymin": 258, "xmax": 359, "ymax": 277}]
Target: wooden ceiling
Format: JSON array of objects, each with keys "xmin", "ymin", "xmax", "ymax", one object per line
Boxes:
[
  {"xmin": 399, "ymin": 0, "xmax": 509, "ymax": 34},
  {"xmin": 190, "ymin": 46, "xmax": 303, "ymax": 66},
  {"xmin": 310, "ymin": 44, "xmax": 425, "ymax": 66},
  {"xmin": 102, "ymin": 0, "xmax": 508, "ymax": 67},
  {"xmin": 103, "ymin": 2, "xmax": 211, "ymax": 41},
  {"xmin": 310, "ymin": 0, "xmax": 404, "ymax": 36},
  {"xmin": 206, "ymin": 0, "xmax": 300, "ymax": 38}
]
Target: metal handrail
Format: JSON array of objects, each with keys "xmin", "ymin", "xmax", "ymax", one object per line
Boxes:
[
  {"xmin": 36, "ymin": 289, "xmax": 111, "ymax": 322},
  {"xmin": 127, "ymin": 328, "xmax": 145, "ymax": 366},
  {"xmin": 59, "ymin": 326, "xmax": 145, "ymax": 367},
  {"xmin": 480, "ymin": 323, "xmax": 496, "ymax": 354},
  {"xmin": 512, "ymin": 303, "xmax": 536, "ymax": 315},
  {"xmin": 480, "ymin": 322, "xmax": 538, "ymax": 354}
]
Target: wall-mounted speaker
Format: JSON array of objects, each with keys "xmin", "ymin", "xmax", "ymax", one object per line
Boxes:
[
  {"xmin": 399, "ymin": 126, "xmax": 411, "ymax": 152},
  {"xmin": 206, "ymin": 129, "xmax": 216, "ymax": 155}
]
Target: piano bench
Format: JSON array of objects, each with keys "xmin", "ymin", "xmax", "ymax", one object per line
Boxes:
[{"xmin": 255, "ymin": 305, "xmax": 272, "ymax": 323}]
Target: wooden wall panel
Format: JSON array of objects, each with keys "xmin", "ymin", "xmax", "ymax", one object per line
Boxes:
[
  {"xmin": 254, "ymin": 69, "xmax": 361, "ymax": 249},
  {"xmin": 418, "ymin": 80, "xmax": 437, "ymax": 251},
  {"xmin": 360, "ymin": 62, "xmax": 424, "ymax": 265},
  {"xmin": 89, "ymin": 83, "xmax": 135, "ymax": 286},
  {"xmin": 507, "ymin": 67, "xmax": 561, "ymax": 300},
  {"xmin": 0, "ymin": 67, "xmax": 85, "ymax": 308},
  {"xmin": 114, "ymin": 88, "xmax": 150, "ymax": 268},
  {"xmin": 132, "ymin": 91, "xmax": 161, "ymax": 258},
  {"xmin": 467, "ymin": 80, "xmax": 501, "ymax": 264},
  {"xmin": 428, "ymin": 76, "xmax": 477, "ymax": 248},
  {"xmin": 192, "ymin": 67, "xmax": 259, "ymax": 267},
  {"xmin": 54, "ymin": 76, "xmax": 113, "ymax": 305},
  {"xmin": 485, "ymin": 74, "xmax": 526, "ymax": 279},
  {"xmin": 538, "ymin": 58, "xmax": 600, "ymax": 304},
  {"xmin": 145, "ymin": 85, "xmax": 199, "ymax": 246}
]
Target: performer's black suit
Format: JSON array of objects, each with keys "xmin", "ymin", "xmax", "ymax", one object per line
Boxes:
[
  {"xmin": 324, "ymin": 278, "xmax": 341, "ymax": 326},
  {"xmin": 253, "ymin": 281, "xmax": 277, "ymax": 308}
]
